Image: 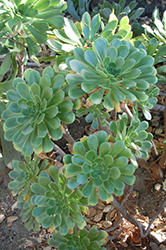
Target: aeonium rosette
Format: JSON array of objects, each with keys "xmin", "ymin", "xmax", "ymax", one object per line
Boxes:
[
  {"xmin": 49, "ymin": 225, "xmax": 107, "ymax": 249},
  {"xmin": 2, "ymin": 66, "xmax": 75, "ymax": 155},
  {"xmin": 63, "ymin": 131, "xmax": 136, "ymax": 205},
  {"xmin": 66, "ymin": 38, "xmax": 158, "ymax": 117}
]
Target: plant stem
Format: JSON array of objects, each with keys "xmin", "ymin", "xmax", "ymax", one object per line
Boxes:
[
  {"xmin": 62, "ymin": 124, "xmax": 76, "ymax": 146},
  {"xmin": 111, "ymin": 196, "xmax": 166, "ymax": 242},
  {"xmin": 52, "ymin": 141, "xmax": 66, "ymax": 157}
]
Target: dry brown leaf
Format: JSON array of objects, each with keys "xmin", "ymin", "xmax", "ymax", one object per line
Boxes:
[
  {"xmin": 94, "ymin": 212, "xmax": 103, "ymax": 222},
  {"xmin": 103, "ymin": 205, "xmax": 114, "ymax": 213},
  {"xmin": 7, "ymin": 216, "xmax": 18, "ymax": 223},
  {"xmin": 106, "ymin": 210, "xmax": 116, "ymax": 221},
  {"xmin": 102, "ymin": 221, "xmax": 112, "ymax": 229},
  {"xmin": 87, "ymin": 207, "xmax": 96, "ymax": 218},
  {"xmin": 97, "ymin": 201, "xmax": 105, "ymax": 210}
]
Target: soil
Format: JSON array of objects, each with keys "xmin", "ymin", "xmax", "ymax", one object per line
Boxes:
[{"xmin": 1, "ymin": 1, "xmax": 166, "ymax": 250}]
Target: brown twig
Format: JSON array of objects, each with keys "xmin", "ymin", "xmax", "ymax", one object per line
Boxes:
[
  {"xmin": 52, "ymin": 141, "xmax": 66, "ymax": 157},
  {"xmin": 62, "ymin": 124, "xmax": 76, "ymax": 146},
  {"xmin": 136, "ymin": 158, "xmax": 152, "ymax": 173},
  {"xmin": 107, "ymin": 228, "xmax": 123, "ymax": 241},
  {"xmin": 106, "ymin": 217, "xmax": 124, "ymax": 233},
  {"xmin": 111, "ymin": 196, "xmax": 166, "ymax": 242}
]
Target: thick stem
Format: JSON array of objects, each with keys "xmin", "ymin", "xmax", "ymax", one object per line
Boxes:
[
  {"xmin": 52, "ymin": 141, "xmax": 66, "ymax": 157},
  {"xmin": 111, "ymin": 196, "xmax": 166, "ymax": 242},
  {"xmin": 61, "ymin": 124, "xmax": 76, "ymax": 147}
]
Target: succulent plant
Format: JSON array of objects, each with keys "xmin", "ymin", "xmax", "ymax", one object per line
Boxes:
[
  {"xmin": 139, "ymin": 8, "xmax": 166, "ymax": 84},
  {"xmin": 49, "ymin": 225, "xmax": 107, "ymax": 249},
  {"xmin": 31, "ymin": 166, "xmax": 88, "ymax": 235},
  {"xmin": 64, "ymin": 131, "xmax": 135, "ymax": 205},
  {"xmin": 67, "ymin": 0, "xmax": 91, "ymax": 21},
  {"xmin": 48, "ymin": 12, "xmax": 132, "ymax": 54},
  {"xmin": 66, "ymin": 37, "xmax": 158, "ymax": 119},
  {"xmin": 93, "ymin": 0, "xmax": 144, "ymax": 23},
  {"xmin": 17, "ymin": 199, "xmax": 40, "ymax": 232},
  {"xmin": 109, "ymin": 112, "xmax": 153, "ymax": 167},
  {"xmin": 2, "ymin": 66, "xmax": 75, "ymax": 155},
  {"xmin": 76, "ymin": 102, "xmax": 110, "ymax": 130},
  {"xmin": 8, "ymin": 155, "xmax": 49, "ymax": 202},
  {"xmin": 0, "ymin": 0, "xmax": 66, "ymax": 61}
]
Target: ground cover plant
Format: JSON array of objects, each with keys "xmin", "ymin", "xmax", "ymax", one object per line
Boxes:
[{"xmin": 0, "ymin": 0, "xmax": 166, "ymax": 249}]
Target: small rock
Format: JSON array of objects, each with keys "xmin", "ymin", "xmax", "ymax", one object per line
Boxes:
[
  {"xmin": 0, "ymin": 214, "xmax": 5, "ymax": 223},
  {"xmin": 154, "ymin": 183, "xmax": 161, "ymax": 191},
  {"xmin": 149, "ymin": 242, "xmax": 159, "ymax": 250},
  {"xmin": 155, "ymin": 128, "xmax": 163, "ymax": 135},
  {"xmin": 11, "ymin": 202, "xmax": 18, "ymax": 210}
]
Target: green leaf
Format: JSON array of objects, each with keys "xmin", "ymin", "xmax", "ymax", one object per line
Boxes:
[
  {"xmin": 73, "ymin": 142, "xmax": 86, "ymax": 156},
  {"xmin": 53, "ymin": 214, "xmax": 62, "ymax": 227},
  {"xmin": 89, "ymin": 186, "xmax": 98, "ymax": 205},
  {"xmin": 82, "ymin": 179, "xmax": 93, "ymax": 197},
  {"xmin": 66, "ymin": 163, "xmax": 81, "ymax": 175},
  {"xmin": 77, "ymin": 173, "xmax": 89, "ymax": 184},
  {"xmin": 87, "ymin": 135, "xmax": 98, "ymax": 152},
  {"xmin": 99, "ymin": 142, "xmax": 111, "ymax": 157},
  {"xmin": 69, "ymin": 87, "xmax": 86, "ymax": 99},
  {"xmin": 0, "ymin": 53, "xmax": 12, "ymax": 78},
  {"xmin": 147, "ymin": 38, "xmax": 158, "ymax": 56},
  {"xmin": 98, "ymin": 186, "xmax": 108, "ymax": 201},
  {"xmin": 68, "ymin": 178, "xmax": 79, "ymax": 189},
  {"xmin": 91, "ymin": 14, "xmax": 101, "ymax": 39},
  {"xmin": 16, "ymin": 82, "xmax": 32, "ymax": 100},
  {"xmin": 26, "ymin": 23, "xmax": 47, "ymax": 44},
  {"xmin": 26, "ymin": 37, "xmax": 41, "ymax": 57},
  {"xmin": 90, "ymin": 89, "xmax": 105, "ymax": 104},
  {"xmin": 58, "ymin": 99, "xmax": 73, "ymax": 113},
  {"xmin": 94, "ymin": 38, "xmax": 107, "ymax": 62},
  {"xmin": 57, "ymin": 112, "xmax": 75, "ymax": 124},
  {"xmin": 31, "ymin": 183, "xmax": 46, "ymax": 194},
  {"xmin": 64, "ymin": 18, "xmax": 82, "ymax": 45},
  {"xmin": 32, "ymin": 206, "xmax": 47, "ymax": 217},
  {"xmin": 109, "ymin": 167, "xmax": 121, "ymax": 179},
  {"xmin": 66, "ymin": 74, "xmax": 84, "ymax": 86},
  {"xmin": 120, "ymin": 165, "xmax": 135, "ymax": 175}
]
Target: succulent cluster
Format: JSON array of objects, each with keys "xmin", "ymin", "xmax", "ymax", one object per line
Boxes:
[
  {"xmin": 2, "ymin": 66, "xmax": 75, "ymax": 155},
  {"xmin": 49, "ymin": 225, "xmax": 107, "ymax": 250},
  {"xmin": 8, "ymin": 155, "xmax": 49, "ymax": 201},
  {"xmin": 64, "ymin": 131, "xmax": 135, "ymax": 205},
  {"xmin": 66, "ymin": 37, "xmax": 157, "ymax": 116},
  {"xmin": 30, "ymin": 166, "xmax": 87, "ymax": 234},
  {"xmin": 48, "ymin": 12, "xmax": 132, "ymax": 55},
  {"xmin": 93, "ymin": 0, "xmax": 144, "ymax": 23},
  {"xmin": 76, "ymin": 102, "xmax": 110, "ymax": 129},
  {"xmin": 0, "ymin": 0, "xmax": 66, "ymax": 60},
  {"xmin": 109, "ymin": 112, "xmax": 153, "ymax": 166}
]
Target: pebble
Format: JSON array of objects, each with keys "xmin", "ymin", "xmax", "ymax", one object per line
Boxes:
[
  {"xmin": 154, "ymin": 183, "xmax": 161, "ymax": 191},
  {"xmin": 0, "ymin": 214, "xmax": 5, "ymax": 223},
  {"xmin": 149, "ymin": 242, "xmax": 159, "ymax": 250}
]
